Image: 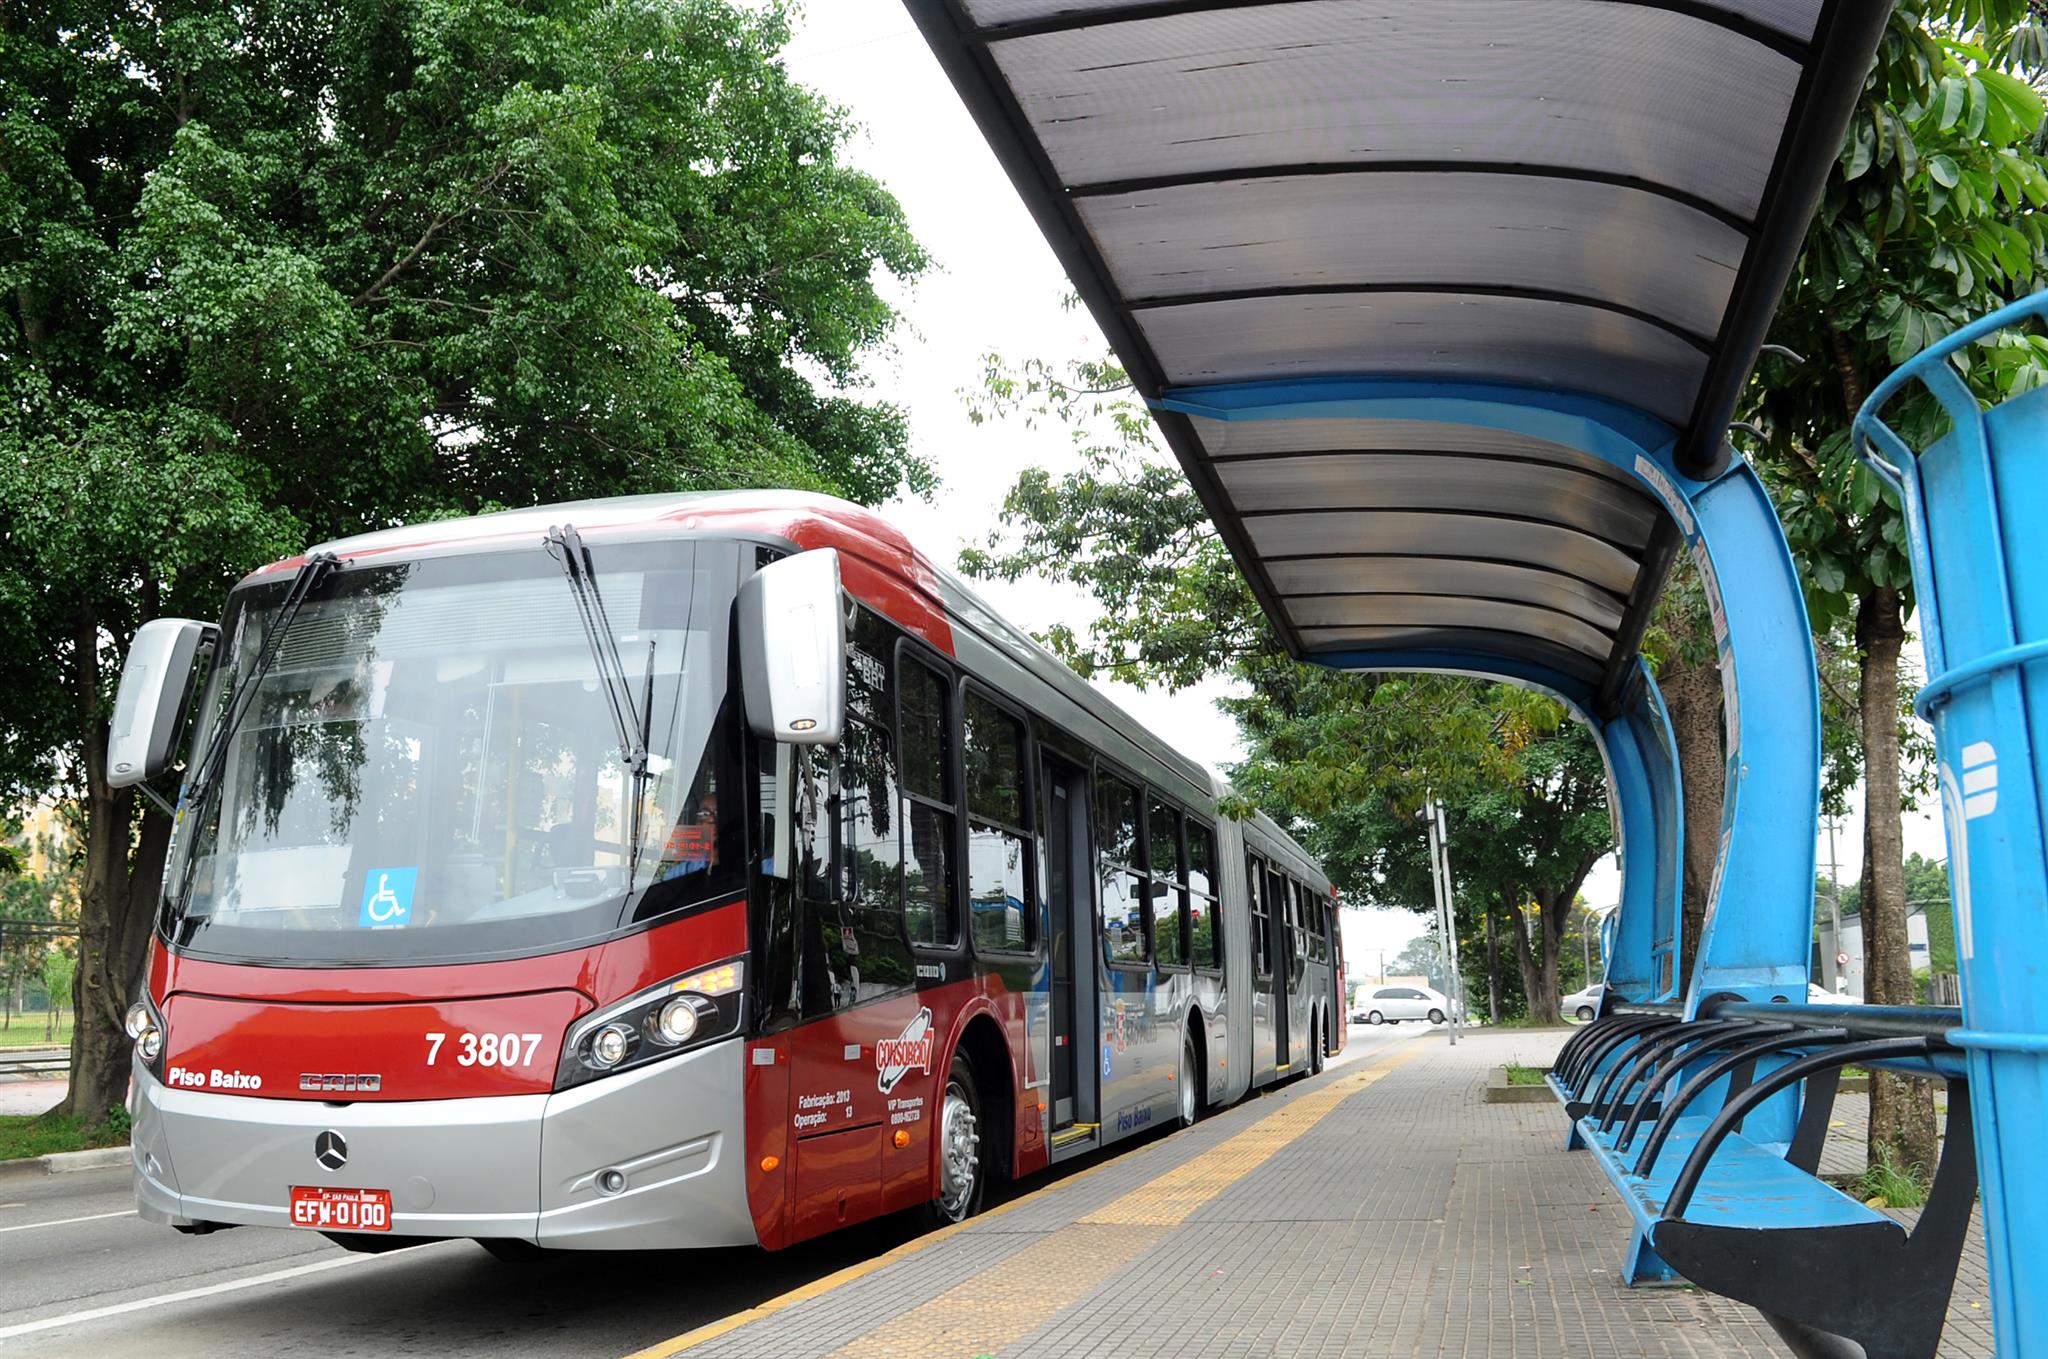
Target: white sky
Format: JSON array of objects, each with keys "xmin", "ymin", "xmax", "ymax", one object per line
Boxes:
[{"xmin": 771, "ymin": 0, "xmax": 1953, "ymax": 981}]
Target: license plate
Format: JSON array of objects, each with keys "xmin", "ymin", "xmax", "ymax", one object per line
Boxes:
[{"xmin": 289, "ymin": 1185, "xmax": 392, "ymax": 1232}]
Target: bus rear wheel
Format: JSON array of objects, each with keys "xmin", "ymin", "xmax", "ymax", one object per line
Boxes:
[
  {"xmin": 1176, "ymin": 1030, "xmax": 1200, "ymax": 1128},
  {"xmin": 1308, "ymin": 1015, "xmax": 1325, "ymax": 1075},
  {"xmin": 922, "ymin": 1056, "xmax": 986, "ymax": 1227}
]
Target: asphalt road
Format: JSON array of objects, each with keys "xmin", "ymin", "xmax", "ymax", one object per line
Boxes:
[{"xmin": 0, "ymin": 1024, "xmax": 1421, "ymax": 1358}]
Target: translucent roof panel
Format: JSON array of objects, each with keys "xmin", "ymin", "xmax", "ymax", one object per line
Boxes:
[
  {"xmin": 990, "ymin": 2, "xmax": 1799, "ymax": 217},
  {"xmin": 1210, "ymin": 454, "xmax": 1659, "ymax": 551},
  {"xmin": 1186, "ymin": 416, "xmax": 1644, "ymax": 489},
  {"xmin": 1239, "ymin": 511, "xmax": 1641, "ymax": 597},
  {"xmin": 1077, "ymin": 171, "xmax": 1744, "ymax": 341},
  {"xmin": 959, "ymin": 0, "xmax": 1825, "ymax": 44},
  {"xmin": 906, "ymin": 0, "xmax": 1887, "ymax": 703},
  {"xmin": 1137, "ymin": 292, "xmax": 1709, "ymax": 425},
  {"xmin": 1264, "ymin": 557, "xmax": 1627, "ymax": 633}
]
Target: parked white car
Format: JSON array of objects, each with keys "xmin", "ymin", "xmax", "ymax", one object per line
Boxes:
[
  {"xmin": 1562, "ymin": 983, "xmax": 1604, "ymax": 1021},
  {"xmin": 1352, "ymin": 985, "xmax": 1450, "ymax": 1025}
]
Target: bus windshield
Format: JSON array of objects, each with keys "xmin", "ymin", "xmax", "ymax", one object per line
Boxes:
[{"xmin": 162, "ymin": 538, "xmax": 747, "ymax": 965}]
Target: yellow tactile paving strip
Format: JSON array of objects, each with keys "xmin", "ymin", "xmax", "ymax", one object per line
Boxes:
[{"xmin": 635, "ymin": 1049, "xmax": 1414, "ymax": 1359}]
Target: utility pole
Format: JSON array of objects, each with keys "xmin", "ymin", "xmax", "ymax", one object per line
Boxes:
[
  {"xmin": 1821, "ymin": 815, "xmax": 1845, "ymax": 992},
  {"xmin": 1423, "ymin": 798, "xmax": 1462, "ymax": 1045}
]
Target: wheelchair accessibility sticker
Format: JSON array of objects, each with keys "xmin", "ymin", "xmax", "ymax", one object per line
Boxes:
[{"xmin": 359, "ymin": 868, "xmax": 417, "ymax": 928}]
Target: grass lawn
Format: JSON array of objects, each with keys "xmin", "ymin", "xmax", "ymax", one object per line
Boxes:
[
  {"xmin": 0, "ymin": 1108, "xmax": 129, "ymax": 1162},
  {"xmin": 0, "ymin": 1013, "xmax": 73, "ymax": 1049},
  {"xmin": 1503, "ymin": 1062, "xmax": 1550, "ymax": 1086}
]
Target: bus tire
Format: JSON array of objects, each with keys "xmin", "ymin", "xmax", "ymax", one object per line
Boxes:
[
  {"xmin": 922, "ymin": 1054, "xmax": 987, "ymax": 1227},
  {"xmin": 1308, "ymin": 1013, "xmax": 1325, "ymax": 1075},
  {"xmin": 1176, "ymin": 1028, "xmax": 1201, "ymax": 1128}
]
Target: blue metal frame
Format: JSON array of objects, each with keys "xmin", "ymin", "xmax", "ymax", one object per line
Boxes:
[
  {"xmin": 1855, "ymin": 291, "xmax": 2048, "ymax": 1355},
  {"xmin": 1162, "ymin": 376, "xmax": 1823, "ymax": 1280}
]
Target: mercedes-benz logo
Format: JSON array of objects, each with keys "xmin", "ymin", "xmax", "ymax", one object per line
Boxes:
[{"xmin": 313, "ymin": 1130, "xmax": 348, "ymax": 1171}]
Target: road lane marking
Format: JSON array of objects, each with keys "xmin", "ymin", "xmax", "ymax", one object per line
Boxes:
[
  {"xmin": 0, "ymin": 1209, "xmax": 134, "ymax": 1234},
  {"xmin": 627, "ymin": 1043, "xmax": 1416, "ymax": 1359},
  {"xmin": 0, "ymin": 1247, "xmax": 420, "ymax": 1339}
]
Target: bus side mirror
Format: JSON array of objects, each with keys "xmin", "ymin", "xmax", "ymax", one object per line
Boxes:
[
  {"xmin": 738, "ymin": 548, "xmax": 845, "ymax": 746},
  {"xmin": 107, "ymin": 618, "xmax": 217, "ymax": 788}
]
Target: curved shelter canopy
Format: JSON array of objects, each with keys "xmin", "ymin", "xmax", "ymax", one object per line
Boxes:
[{"xmin": 905, "ymin": 0, "xmax": 1888, "ymax": 712}]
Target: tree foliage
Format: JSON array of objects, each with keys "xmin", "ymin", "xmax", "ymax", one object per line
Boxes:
[{"xmin": 0, "ymin": 0, "xmax": 930, "ymax": 1117}]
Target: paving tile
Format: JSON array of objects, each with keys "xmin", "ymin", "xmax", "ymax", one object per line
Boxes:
[{"xmin": 678, "ymin": 1030, "xmax": 1997, "ymax": 1359}]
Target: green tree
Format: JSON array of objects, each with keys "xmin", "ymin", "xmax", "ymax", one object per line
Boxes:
[
  {"xmin": 1744, "ymin": 2, "xmax": 2048, "ymax": 1181},
  {"xmin": 1, "ymin": 0, "xmax": 929, "ymax": 1119},
  {"xmin": 40, "ymin": 946, "xmax": 75, "ymax": 1041}
]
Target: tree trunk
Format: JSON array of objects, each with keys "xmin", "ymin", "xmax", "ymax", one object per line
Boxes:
[
  {"xmin": 1856, "ymin": 585, "xmax": 1940, "ymax": 1180},
  {"xmin": 1660, "ymin": 657, "xmax": 1725, "ymax": 989},
  {"xmin": 1483, "ymin": 893, "xmax": 1501, "ymax": 1023},
  {"xmin": 1506, "ymin": 895, "xmax": 1544, "ymax": 1022},
  {"xmin": 56, "ymin": 606, "xmax": 175, "ymax": 1125}
]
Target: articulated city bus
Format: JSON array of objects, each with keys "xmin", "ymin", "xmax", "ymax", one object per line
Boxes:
[{"xmin": 107, "ymin": 492, "xmax": 1341, "ymax": 1256}]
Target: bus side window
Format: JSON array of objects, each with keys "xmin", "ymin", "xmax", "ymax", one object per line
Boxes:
[
  {"xmin": 1094, "ymin": 775, "xmax": 1147, "ymax": 965},
  {"xmin": 840, "ymin": 610, "xmax": 911, "ymax": 1002},
  {"xmin": 963, "ymin": 688, "xmax": 1034, "ymax": 954},
  {"xmin": 1187, "ymin": 820, "xmax": 1218, "ymax": 970},
  {"xmin": 1146, "ymin": 796, "xmax": 1185, "ymax": 968},
  {"xmin": 1246, "ymin": 853, "xmax": 1269, "ymax": 977},
  {"xmin": 899, "ymin": 654, "xmax": 958, "ymax": 948}
]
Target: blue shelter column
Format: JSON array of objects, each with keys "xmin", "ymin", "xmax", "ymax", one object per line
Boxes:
[{"xmin": 1857, "ymin": 292, "xmax": 2048, "ymax": 1355}]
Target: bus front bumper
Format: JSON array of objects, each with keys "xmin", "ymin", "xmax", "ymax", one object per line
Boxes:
[{"xmin": 130, "ymin": 1038, "xmax": 757, "ymax": 1250}]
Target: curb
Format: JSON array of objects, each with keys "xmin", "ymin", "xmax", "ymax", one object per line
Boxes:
[
  {"xmin": 0, "ymin": 1145, "xmax": 130, "ymax": 1182},
  {"xmin": 1484, "ymin": 1067, "xmax": 1555, "ymax": 1104}
]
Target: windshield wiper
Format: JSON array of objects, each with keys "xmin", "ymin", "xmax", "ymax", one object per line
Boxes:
[
  {"xmin": 171, "ymin": 551, "xmax": 340, "ymax": 902},
  {"xmin": 544, "ymin": 525, "xmax": 656, "ymax": 885}
]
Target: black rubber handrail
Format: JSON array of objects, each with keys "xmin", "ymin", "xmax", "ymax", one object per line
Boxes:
[
  {"xmin": 1586, "ymin": 1020, "xmax": 1719, "ymax": 1124},
  {"xmin": 1561, "ymin": 1014, "xmax": 1670, "ymax": 1090},
  {"xmin": 1554, "ymin": 1010, "xmax": 1624, "ymax": 1073},
  {"xmin": 1614, "ymin": 1022, "xmax": 1794, "ymax": 1153},
  {"xmin": 1704, "ymin": 1000, "xmax": 1961, "ymax": 1042},
  {"xmin": 1593, "ymin": 1020, "xmax": 1759, "ymax": 1132},
  {"xmin": 1563, "ymin": 1014, "xmax": 1677, "ymax": 1093},
  {"xmin": 1662, "ymin": 1037, "xmax": 1933, "ymax": 1219},
  {"xmin": 1633, "ymin": 1028, "xmax": 1848, "ymax": 1176}
]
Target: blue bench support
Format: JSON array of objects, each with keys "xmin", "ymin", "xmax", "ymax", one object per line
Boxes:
[{"xmin": 1857, "ymin": 291, "xmax": 2048, "ymax": 1357}]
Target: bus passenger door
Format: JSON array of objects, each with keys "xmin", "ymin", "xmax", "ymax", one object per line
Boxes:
[
  {"xmin": 1042, "ymin": 755, "xmax": 1095, "ymax": 1134},
  {"xmin": 1266, "ymin": 867, "xmax": 1290, "ymax": 1070}
]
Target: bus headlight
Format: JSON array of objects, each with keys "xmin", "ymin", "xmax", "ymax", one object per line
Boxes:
[
  {"xmin": 555, "ymin": 957, "xmax": 744, "ymax": 1091},
  {"xmin": 591, "ymin": 1024, "xmax": 633, "ymax": 1068},
  {"xmin": 655, "ymin": 997, "xmax": 701, "ymax": 1045},
  {"xmin": 126, "ymin": 997, "xmax": 168, "ymax": 1078}
]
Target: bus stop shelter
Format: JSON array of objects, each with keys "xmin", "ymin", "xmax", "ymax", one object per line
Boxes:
[
  {"xmin": 903, "ymin": 0, "xmax": 1880, "ymax": 1056},
  {"xmin": 900, "ymin": 5, "xmax": 2048, "ymax": 1357}
]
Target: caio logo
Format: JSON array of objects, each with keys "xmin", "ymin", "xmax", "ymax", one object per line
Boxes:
[{"xmin": 875, "ymin": 1008, "xmax": 935, "ymax": 1094}]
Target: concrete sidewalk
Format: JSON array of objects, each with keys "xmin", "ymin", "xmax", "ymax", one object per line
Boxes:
[{"xmin": 634, "ymin": 1026, "xmax": 1994, "ymax": 1359}]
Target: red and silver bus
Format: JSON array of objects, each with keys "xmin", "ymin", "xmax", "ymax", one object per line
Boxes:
[{"xmin": 107, "ymin": 492, "xmax": 1341, "ymax": 1256}]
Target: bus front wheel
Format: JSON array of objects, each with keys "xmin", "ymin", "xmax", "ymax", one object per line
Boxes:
[{"xmin": 923, "ymin": 1055, "xmax": 987, "ymax": 1227}]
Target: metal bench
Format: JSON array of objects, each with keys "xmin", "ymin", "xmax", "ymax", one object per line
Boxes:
[{"xmin": 1551, "ymin": 1004, "xmax": 1977, "ymax": 1359}]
